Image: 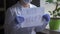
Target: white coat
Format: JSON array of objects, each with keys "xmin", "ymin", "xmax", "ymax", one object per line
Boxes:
[{"xmin": 4, "ymin": 1, "xmax": 49, "ymax": 34}]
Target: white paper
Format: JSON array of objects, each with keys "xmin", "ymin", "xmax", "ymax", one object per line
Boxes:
[{"xmin": 20, "ymin": 7, "xmax": 44, "ymax": 28}]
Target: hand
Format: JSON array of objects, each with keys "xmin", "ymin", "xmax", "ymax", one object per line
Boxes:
[
  {"xmin": 43, "ymin": 14, "xmax": 50, "ymax": 22},
  {"xmin": 15, "ymin": 16, "xmax": 24, "ymax": 24}
]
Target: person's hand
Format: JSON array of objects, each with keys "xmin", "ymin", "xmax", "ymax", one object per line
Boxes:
[
  {"xmin": 15, "ymin": 16, "xmax": 24, "ymax": 24},
  {"xmin": 43, "ymin": 14, "xmax": 50, "ymax": 22}
]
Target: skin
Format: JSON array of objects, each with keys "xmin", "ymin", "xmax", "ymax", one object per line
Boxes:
[{"xmin": 19, "ymin": 0, "xmax": 30, "ymax": 8}]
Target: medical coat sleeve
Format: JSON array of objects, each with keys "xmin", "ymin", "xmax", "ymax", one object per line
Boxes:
[
  {"xmin": 35, "ymin": 14, "xmax": 50, "ymax": 32},
  {"xmin": 4, "ymin": 8, "xmax": 21, "ymax": 34}
]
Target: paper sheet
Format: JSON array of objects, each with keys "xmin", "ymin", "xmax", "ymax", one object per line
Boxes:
[{"xmin": 20, "ymin": 7, "xmax": 44, "ymax": 28}]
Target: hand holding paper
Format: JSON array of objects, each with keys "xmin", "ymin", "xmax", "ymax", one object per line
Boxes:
[
  {"xmin": 15, "ymin": 16, "xmax": 25, "ymax": 24},
  {"xmin": 15, "ymin": 7, "xmax": 49, "ymax": 28},
  {"xmin": 43, "ymin": 14, "xmax": 50, "ymax": 22},
  {"xmin": 35, "ymin": 14, "xmax": 50, "ymax": 32}
]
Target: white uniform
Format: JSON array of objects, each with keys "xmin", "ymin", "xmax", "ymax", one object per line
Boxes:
[{"xmin": 4, "ymin": 1, "xmax": 48, "ymax": 34}]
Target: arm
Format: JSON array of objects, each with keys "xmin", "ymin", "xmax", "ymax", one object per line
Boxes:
[
  {"xmin": 4, "ymin": 8, "xmax": 15, "ymax": 34},
  {"xmin": 35, "ymin": 14, "xmax": 50, "ymax": 32},
  {"xmin": 4, "ymin": 8, "xmax": 25, "ymax": 34}
]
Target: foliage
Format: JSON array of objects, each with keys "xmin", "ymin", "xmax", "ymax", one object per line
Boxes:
[
  {"xmin": 46, "ymin": 0, "xmax": 53, "ymax": 3},
  {"xmin": 46, "ymin": 0, "xmax": 60, "ymax": 18}
]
